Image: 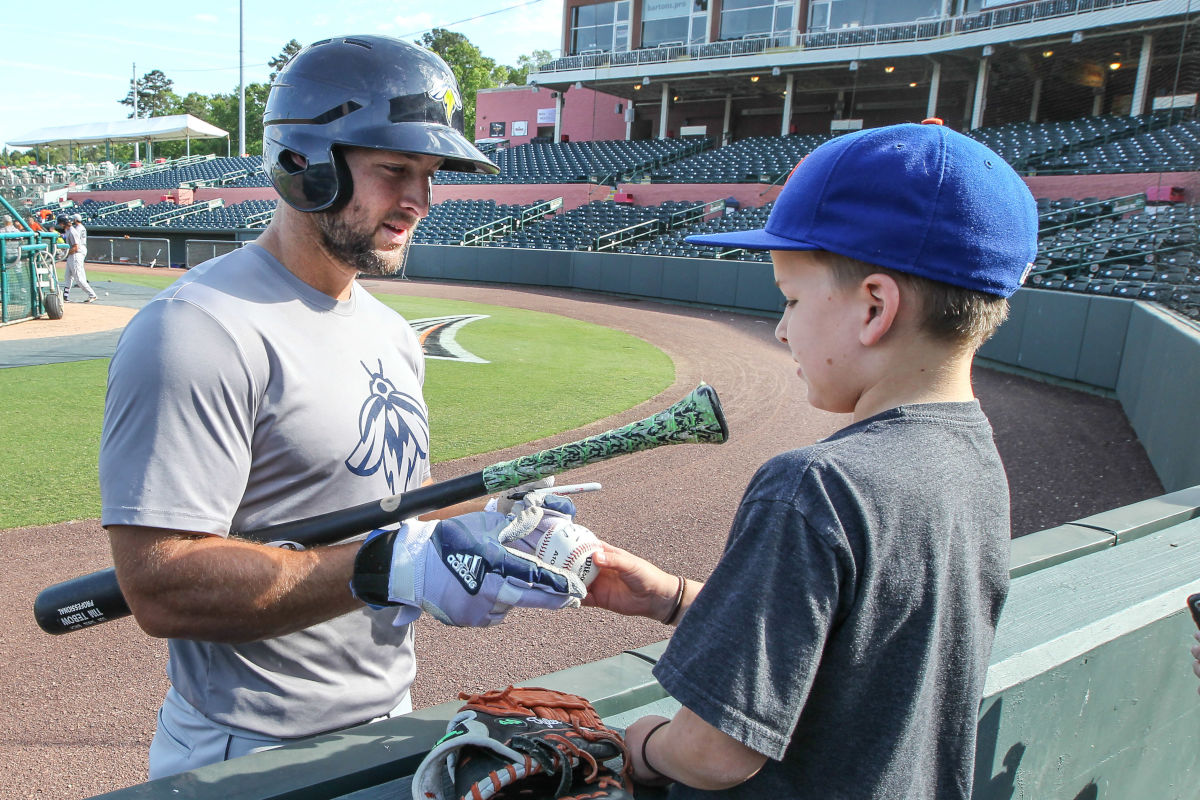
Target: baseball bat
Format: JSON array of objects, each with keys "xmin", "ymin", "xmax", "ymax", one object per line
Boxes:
[{"xmin": 34, "ymin": 383, "xmax": 728, "ymax": 635}]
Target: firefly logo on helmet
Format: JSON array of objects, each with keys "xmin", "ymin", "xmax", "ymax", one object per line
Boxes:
[{"xmin": 431, "ymin": 87, "xmax": 459, "ymax": 125}]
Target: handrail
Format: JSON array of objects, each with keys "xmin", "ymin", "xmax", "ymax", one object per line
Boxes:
[
  {"xmin": 1035, "ymin": 220, "xmax": 1198, "ymax": 276},
  {"xmin": 668, "ymin": 199, "xmax": 725, "ymax": 229},
  {"xmin": 92, "ymin": 199, "xmax": 145, "ymax": 218},
  {"xmin": 521, "ymin": 198, "xmax": 564, "ymax": 224},
  {"xmin": 594, "ymin": 218, "xmax": 662, "ymax": 251},
  {"xmin": 1036, "ymin": 193, "xmax": 1147, "ymax": 234},
  {"xmin": 243, "ymin": 208, "xmax": 275, "ymax": 228},
  {"xmin": 148, "ymin": 198, "xmax": 224, "ymax": 224},
  {"xmin": 463, "ymin": 216, "xmax": 516, "ymax": 246}
]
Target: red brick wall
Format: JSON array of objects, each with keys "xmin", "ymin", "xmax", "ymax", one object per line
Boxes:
[{"xmin": 475, "ymin": 85, "xmax": 629, "ymax": 145}]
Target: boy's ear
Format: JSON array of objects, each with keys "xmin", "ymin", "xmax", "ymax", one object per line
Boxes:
[{"xmin": 858, "ymin": 273, "xmax": 901, "ymax": 347}]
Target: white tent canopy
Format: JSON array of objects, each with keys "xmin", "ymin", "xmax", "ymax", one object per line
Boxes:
[{"xmin": 8, "ymin": 114, "xmax": 228, "ymax": 148}]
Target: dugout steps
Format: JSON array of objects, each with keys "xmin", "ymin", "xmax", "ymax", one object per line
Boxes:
[{"xmin": 85, "ymin": 488, "xmax": 1200, "ymax": 800}]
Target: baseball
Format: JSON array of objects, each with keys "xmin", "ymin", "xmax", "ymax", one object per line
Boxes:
[{"xmin": 535, "ymin": 520, "xmax": 601, "ymax": 586}]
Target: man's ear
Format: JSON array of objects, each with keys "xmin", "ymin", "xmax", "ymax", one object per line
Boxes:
[{"xmin": 859, "ymin": 273, "xmax": 901, "ymax": 346}]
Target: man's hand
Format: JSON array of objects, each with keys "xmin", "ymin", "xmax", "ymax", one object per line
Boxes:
[{"xmin": 350, "ymin": 511, "xmax": 586, "ymax": 627}]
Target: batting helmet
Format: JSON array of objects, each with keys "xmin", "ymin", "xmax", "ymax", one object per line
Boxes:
[
  {"xmin": 263, "ymin": 35, "xmax": 498, "ymax": 212},
  {"xmin": 55, "ymin": 215, "xmax": 69, "ymax": 226}
]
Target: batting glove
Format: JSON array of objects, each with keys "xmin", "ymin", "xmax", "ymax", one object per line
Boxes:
[
  {"xmin": 350, "ymin": 512, "xmax": 586, "ymax": 628},
  {"xmin": 491, "ymin": 478, "xmax": 582, "ymax": 519}
]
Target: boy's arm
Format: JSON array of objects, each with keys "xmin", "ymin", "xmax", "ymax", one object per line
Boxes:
[
  {"xmin": 584, "ymin": 542, "xmax": 701, "ymax": 624},
  {"xmin": 625, "ymin": 707, "xmax": 767, "ymax": 789}
]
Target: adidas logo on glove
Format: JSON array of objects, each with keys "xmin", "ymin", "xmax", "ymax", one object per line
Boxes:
[{"xmin": 445, "ymin": 553, "xmax": 484, "ymax": 593}]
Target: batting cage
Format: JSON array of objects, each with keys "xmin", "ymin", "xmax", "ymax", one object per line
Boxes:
[{"xmin": 0, "ymin": 195, "xmax": 63, "ymax": 325}]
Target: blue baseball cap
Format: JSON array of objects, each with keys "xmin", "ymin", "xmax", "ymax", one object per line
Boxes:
[{"xmin": 686, "ymin": 121, "xmax": 1039, "ymax": 297}]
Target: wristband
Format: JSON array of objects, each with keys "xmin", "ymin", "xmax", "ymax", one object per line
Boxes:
[
  {"xmin": 640, "ymin": 719, "xmax": 672, "ymax": 779},
  {"xmin": 663, "ymin": 575, "xmax": 686, "ymax": 625}
]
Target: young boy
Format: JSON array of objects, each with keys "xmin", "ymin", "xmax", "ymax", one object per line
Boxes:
[{"xmin": 585, "ymin": 120, "xmax": 1039, "ymax": 798}]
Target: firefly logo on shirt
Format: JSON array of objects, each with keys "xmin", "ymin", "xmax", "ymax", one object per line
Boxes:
[{"xmin": 345, "ymin": 360, "xmax": 429, "ymax": 493}]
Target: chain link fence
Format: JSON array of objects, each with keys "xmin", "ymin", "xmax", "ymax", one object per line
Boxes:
[{"xmin": 88, "ymin": 237, "xmax": 171, "ymax": 268}]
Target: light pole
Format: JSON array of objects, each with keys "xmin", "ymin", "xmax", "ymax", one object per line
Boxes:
[
  {"xmin": 238, "ymin": 0, "xmax": 246, "ymax": 157},
  {"xmin": 132, "ymin": 63, "xmax": 141, "ymax": 163}
]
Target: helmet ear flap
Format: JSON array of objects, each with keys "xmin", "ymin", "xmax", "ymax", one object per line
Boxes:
[
  {"xmin": 268, "ymin": 144, "xmax": 354, "ymax": 213},
  {"xmin": 320, "ymin": 147, "xmax": 354, "ymax": 214}
]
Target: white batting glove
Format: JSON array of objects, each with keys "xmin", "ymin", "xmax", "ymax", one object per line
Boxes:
[
  {"xmin": 489, "ymin": 477, "xmax": 556, "ymax": 515},
  {"xmin": 350, "ymin": 512, "xmax": 585, "ymax": 628}
]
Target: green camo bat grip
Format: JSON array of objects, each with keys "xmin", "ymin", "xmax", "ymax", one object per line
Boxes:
[{"xmin": 481, "ymin": 382, "xmax": 729, "ymax": 493}]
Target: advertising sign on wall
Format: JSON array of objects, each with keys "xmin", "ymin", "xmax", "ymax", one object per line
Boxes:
[
  {"xmin": 489, "ymin": 121, "xmax": 506, "ymax": 138},
  {"xmin": 536, "ymin": 107, "xmax": 558, "ymax": 124},
  {"xmin": 512, "ymin": 120, "xmax": 528, "ymax": 136},
  {"xmin": 643, "ymin": 0, "xmax": 692, "ymax": 20}
]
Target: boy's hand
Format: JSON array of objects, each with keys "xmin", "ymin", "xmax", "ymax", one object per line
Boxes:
[
  {"xmin": 1192, "ymin": 633, "xmax": 1200, "ymax": 695},
  {"xmin": 584, "ymin": 542, "xmax": 681, "ymax": 622}
]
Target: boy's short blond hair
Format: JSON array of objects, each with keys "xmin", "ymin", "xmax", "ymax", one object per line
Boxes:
[{"xmin": 814, "ymin": 250, "xmax": 1009, "ymax": 348}]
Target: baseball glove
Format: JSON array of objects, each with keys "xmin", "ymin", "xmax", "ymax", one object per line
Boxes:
[{"xmin": 411, "ymin": 686, "xmax": 633, "ymax": 800}]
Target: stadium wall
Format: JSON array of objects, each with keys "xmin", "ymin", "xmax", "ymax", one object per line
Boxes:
[
  {"xmin": 67, "ymin": 172, "xmax": 1200, "ymax": 213},
  {"xmin": 407, "ymin": 246, "xmax": 1200, "ymax": 492},
  {"xmin": 1023, "ymin": 172, "xmax": 1200, "ymax": 202},
  {"xmin": 89, "ymin": 486, "xmax": 1200, "ymax": 799}
]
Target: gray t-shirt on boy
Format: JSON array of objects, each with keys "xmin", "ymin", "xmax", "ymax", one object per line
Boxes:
[
  {"xmin": 655, "ymin": 402, "xmax": 1010, "ymax": 799},
  {"xmin": 100, "ymin": 243, "xmax": 431, "ymax": 737}
]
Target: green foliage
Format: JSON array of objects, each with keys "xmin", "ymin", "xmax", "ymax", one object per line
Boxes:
[
  {"xmin": 419, "ymin": 28, "xmax": 521, "ymax": 137},
  {"xmin": 0, "ymin": 283, "xmax": 673, "ymax": 529},
  {"xmin": 12, "ymin": 37, "xmax": 548, "ymax": 166},
  {"xmin": 507, "ymin": 49, "xmax": 556, "ymax": 87},
  {"xmin": 269, "ymin": 39, "xmax": 303, "ymax": 83},
  {"xmin": 0, "ymin": 148, "xmax": 37, "ymax": 167},
  {"xmin": 119, "ymin": 69, "xmax": 180, "ymax": 119}
]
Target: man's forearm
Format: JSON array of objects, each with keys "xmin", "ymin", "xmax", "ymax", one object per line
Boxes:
[{"xmin": 110, "ymin": 526, "xmax": 364, "ymax": 643}]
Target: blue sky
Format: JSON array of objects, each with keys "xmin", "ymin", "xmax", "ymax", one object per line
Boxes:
[{"xmin": 0, "ymin": 0, "xmax": 564, "ymax": 151}]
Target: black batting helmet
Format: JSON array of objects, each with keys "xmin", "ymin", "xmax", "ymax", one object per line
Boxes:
[{"xmin": 263, "ymin": 35, "xmax": 498, "ymax": 212}]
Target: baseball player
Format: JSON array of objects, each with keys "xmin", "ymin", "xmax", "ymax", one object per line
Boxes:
[
  {"xmin": 62, "ymin": 213, "xmax": 96, "ymax": 303},
  {"xmin": 99, "ymin": 35, "xmax": 582, "ymax": 780}
]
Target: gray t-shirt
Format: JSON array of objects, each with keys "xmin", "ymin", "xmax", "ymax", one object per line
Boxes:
[
  {"xmin": 655, "ymin": 402, "xmax": 1010, "ymax": 799},
  {"xmin": 100, "ymin": 243, "xmax": 431, "ymax": 737}
]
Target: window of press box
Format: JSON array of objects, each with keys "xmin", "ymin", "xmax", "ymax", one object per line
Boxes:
[
  {"xmin": 719, "ymin": 0, "xmax": 794, "ymax": 42},
  {"xmin": 571, "ymin": 1, "xmax": 632, "ymax": 53},
  {"xmin": 811, "ymin": 0, "xmax": 942, "ymax": 31},
  {"xmin": 641, "ymin": 0, "xmax": 708, "ymax": 48}
]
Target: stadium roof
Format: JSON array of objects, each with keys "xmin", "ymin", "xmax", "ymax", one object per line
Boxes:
[{"xmin": 8, "ymin": 114, "xmax": 227, "ymax": 147}]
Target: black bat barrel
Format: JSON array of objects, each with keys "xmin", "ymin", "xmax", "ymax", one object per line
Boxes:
[
  {"xmin": 32, "ymin": 472, "xmax": 489, "ymax": 635},
  {"xmin": 35, "ymin": 567, "xmax": 131, "ymax": 633}
]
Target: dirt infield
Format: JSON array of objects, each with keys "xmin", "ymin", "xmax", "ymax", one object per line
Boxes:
[
  {"xmin": 0, "ymin": 302, "xmax": 136, "ymax": 342},
  {"xmin": 0, "ymin": 276, "xmax": 1163, "ymax": 798}
]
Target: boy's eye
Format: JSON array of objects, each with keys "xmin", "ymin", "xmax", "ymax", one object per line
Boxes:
[{"xmin": 784, "ymin": 299, "xmax": 797, "ymax": 308}]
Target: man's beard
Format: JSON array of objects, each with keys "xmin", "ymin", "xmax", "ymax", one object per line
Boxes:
[{"xmin": 314, "ymin": 206, "xmax": 416, "ymax": 276}]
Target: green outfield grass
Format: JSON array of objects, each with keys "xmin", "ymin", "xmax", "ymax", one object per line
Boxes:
[{"xmin": 1, "ymin": 277, "xmax": 673, "ymax": 530}]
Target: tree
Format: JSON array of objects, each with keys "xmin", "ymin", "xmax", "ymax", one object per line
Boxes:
[
  {"xmin": 205, "ymin": 82, "xmax": 271, "ymax": 156},
  {"xmin": 119, "ymin": 69, "xmax": 180, "ymax": 118},
  {"xmin": 268, "ymin": 39, "xmax": 303, "ymax": 83},
  {"xmin": 506, "ymin": 49, "xmax": 556, "ymax": 86},
  {"xmin": 419, "ymin": 29, "xmax": 506, "ymax": 137}
]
